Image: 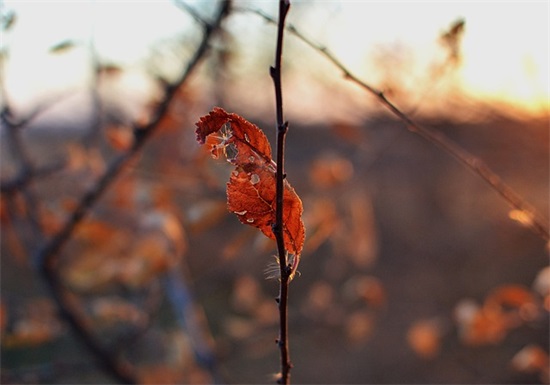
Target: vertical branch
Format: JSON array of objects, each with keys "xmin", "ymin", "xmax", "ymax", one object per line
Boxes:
[{"xmin": 269, "ymin": 0, "xmax": 292, "ymax": 384}]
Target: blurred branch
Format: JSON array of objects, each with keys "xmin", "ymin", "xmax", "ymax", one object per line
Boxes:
[
  {"xmin": 1, "ymin": 161, "xmax": 64, "ymax": 194},
  {"xmin": 0, "ymin": 90, "xmax": 77, "ymax": 129},
  {"xmin": 243, "ymin": 7, "xmax": 550, "ymax": 242},
  {"xmin": 1, "ymin": 109, "xmax": 47, "ymax": 243},
  {"xmin": 173, "ymin": 0, "xmax": 211, "ymax": 28},
  {"xmin": 0, "ymin": 94, "xmax": 79, "ymax": 202},
  {"xmin": 163, "ymin": 267, "xmax": 225, "ymax": 383},
  {"xmin": 270, "ymin": 1, "xmax": 293, "ymax": 384},
  {"xmin": 36, "ymin": 2, "xmax": 231, "ymax": 384}
]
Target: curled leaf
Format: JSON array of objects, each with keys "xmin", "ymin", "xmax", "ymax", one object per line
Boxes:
[
  {"xmin": 195, "ymin": 107, "xmax": 305, "ymax": 259},
  {"xmin": 196, "ymin": 107, "xmax": 272, "ymax": 166}
]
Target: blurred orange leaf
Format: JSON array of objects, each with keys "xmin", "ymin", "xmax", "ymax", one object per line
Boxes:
[
  {"xmin": 454, "ymin": 299, "xmax": 513, "ymax": 346},
  {"xmin": 121, "ymin": 234, "xmax": 176, "ymax": 287},
  {"xmin": 485, "ymin": 284, "xmax": 539, "ymax": 321},
  {"xmin": 511, "ymin": 344, "xmax": 550, "ymax": 383},
  {"xmin": 105, "ymin": 124, "xmax": 134, "ymax": 151},
  {"xmin": 231, "ymin": 275, "xmax": 262, "ymax": 313},
  {"xmin": 486, "ymin": 285, "xmax": 536, "ymax": 307},
  {"xmin": 508, "ymin": 209, "xmax": 535, "ymax": 227},
  {"xmin": 346, "ymin": 275, "xmax": 386, "ymax": 308},
  {"xmin": 2, "ymin": 299, "xmax": 62, "ymax": 348},
  {"xmin": 303, "ymin": 281, "xmax": 335, "ymax": 316},
  {"xmin": 138, "ymin": 365, "xmax": 184, "ymax": 385},
  {"xmin": 339, "ymin": 190, "xmax": 378, "ymax": 268},
  {"xmin": 39, "ymin": 206, "xmax": 65, "ymax": 236},
  {"xmin": 62, "ymin": 249, "xmax": 122, "ymax": 292},
  {"xmin": 195, "ymin": 107, "xmax": 305, "ymax": 257},
  {"xmin": 75, "ymin": 219, "xmax": 119, "ymax": 244},
  {"xmin": 303, "ymin": 198, "xmax": 339, "ymax": 254},
  {"xmin": 346, "ymin": 310, "xmax": 374, "ymax": 345},
  {"xmin": 407, "ymin": 318, "xmax": 442, "ymax": 359},
  {"xmin": 91, "ymin": 297, "xmax": 147, "ymax": 327},
  {"xmin": 186, "ymin": 200, "xmax": 227, "ymax": 233},
  {"xmin": 511, "ymin": 344, "xmax": 549, "ymax": 372},
  {"xmin": 309, "ymin": 153, "xmax": 354, "ymax": 189}
]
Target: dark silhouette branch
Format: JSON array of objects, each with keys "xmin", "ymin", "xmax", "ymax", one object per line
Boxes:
[
  {"xmin": 246, "ymin": 8, "xmax": 549, "ymax": 242},
  {"xmin": 35, "ymin": 2, "xmax": 231, "ymax": 384},
  {"xmin": 1, "ymin": 161, "xmax": 65, "ymax": 194},
  {"xmin": 269, "ymin": 1, "xmax": 293, "ymax": 384},
  {"xmin": 1, "ymin": 110, "xmax": 46, "ymax": 243}
]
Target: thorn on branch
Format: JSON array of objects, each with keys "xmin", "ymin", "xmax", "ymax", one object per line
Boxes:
[
  {"xmin": 286, "ymin": 264, "xmax": 292, "ymax": 274},
  {"xmin": 278, "ymin": 121, "xmax": 289, "ymax": 134}
]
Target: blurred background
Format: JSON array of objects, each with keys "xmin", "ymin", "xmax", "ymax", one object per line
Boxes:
[{"xmin": 1, "ymin": 1, "xmax": 548, "ymax": 384}]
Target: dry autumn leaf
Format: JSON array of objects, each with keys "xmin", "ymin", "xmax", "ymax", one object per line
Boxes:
[
  {"xmin": 407, "ymin": 318, "xmax": 443, "ymax": 359},
  {"xmin": 195, "ymin": 107, "xmax": 305, "ymax": 260}
]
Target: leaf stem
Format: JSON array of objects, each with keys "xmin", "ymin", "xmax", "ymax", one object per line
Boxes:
[{"xmin": 270, "ymin": 0, "xmax": 292, "ymax": 384}]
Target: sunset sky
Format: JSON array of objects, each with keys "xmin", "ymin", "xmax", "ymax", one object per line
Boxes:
[{"xmin": 2, "ymin": 1, "xmax": 548, "ymax": 121}]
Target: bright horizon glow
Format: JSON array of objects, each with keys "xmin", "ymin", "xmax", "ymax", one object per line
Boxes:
[
  {"xmin": 2, "ymin": 1, "xmax": 548, "ymax": 121},
  {"xmin": 289, "ymin": 1, "xmax": 549, "ymax": 117}
]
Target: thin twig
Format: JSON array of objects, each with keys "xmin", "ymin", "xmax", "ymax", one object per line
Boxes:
[
  {"xmin": 269, "ymin": 1, "xmax": 293, "ymax": 384},
  {"xmin": 173, "ymin": 0, "xmax": 211, "ymax": 29},
  {"xmin": 2, "ymin": 112, "xmax": 45, "ymax": 243},
  {"xmin": 36, "ymin": 2, "xmax": 231, "ymax": 384},
  {"xmin": 0, "ymin": 161, "xmax": 65, "ymax": 194},
  {"xmin": 0, "ymin": 93, "xmax": 74, "ymax": 129},
  {"xmin": 246, "ymin": 7, "xmax": 549, "ymax": 241}
]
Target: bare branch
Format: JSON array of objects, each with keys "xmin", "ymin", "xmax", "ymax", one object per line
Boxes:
[
  {"xmin": 244, "ymin": 7, "xmax": 549, "ymax": 241},
  {"xmin": 1, "ymin": 161, "xmax": 64, "ymax": 194},
  {"xmin": 36, "ymin": 2, "xmax": 231, "ymax": 383},
  {"xmin": 269, "ymin": 1, "xmax": 293, "ymax": 384}
]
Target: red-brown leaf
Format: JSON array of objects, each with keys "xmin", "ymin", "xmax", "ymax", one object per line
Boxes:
[
  {"xmin": 195, "ymin": 108, "xmax": 305, "ymax": 257},
  {"xmin": 227, "ymin": 165, "xmax": 304, "ymax": 256},
  {"xmin": 196, "ymin": 107, "xmax": 272, "ymax": 164}
]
